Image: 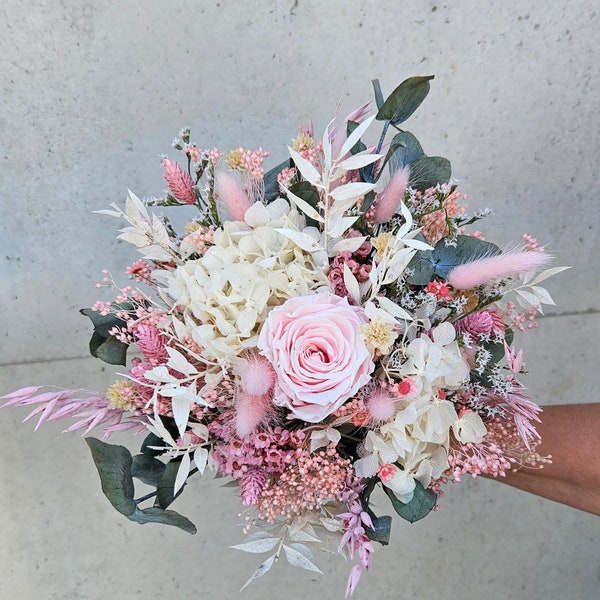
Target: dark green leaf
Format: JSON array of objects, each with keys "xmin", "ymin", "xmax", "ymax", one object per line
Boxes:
[
  {"xmin": 387, "ymin": 131, "xmax": 425, "ymax": 172},
  {"xmin": 263, "ymin": 159, "xmax": 291, "ymax": 203},
  {"xmin": 383, "ymin": 480, "xmax": 436, "ymax": 523},
  {"xmin": 365, "ymin": 513, "xmax": 392, "ymax": 545},
  {"xmin": 155, "ymin": 461, "xmax": 184, "ymax": 509},
  {"xmin": 376, "ymin": 75, "xmax": 435, "ymax": 125},
  {"xmin": 406, "ymin": 253, "xmax": 437, "ymax": 285},
  {"xmin": 93, "ymin": 335, "xmax": 129, "ymax": 366},
  {"xmin": 140, "ymin": 432, "xmax": 166, "ymax": 457},
  {"xmin": 86, "ymin": 438, "xmax": 136, "ymax": 516},
  {"xmin": 129, "ymin": 506, "xmax": 197, "ymax": 534},
  {"xmin": 81, "ymin": 305, "xmax": 132, "ymax": 366},
  {"xmin": 408, "ymin": 156, "xmax": 452, "ymax": 191},
  {"xmin": 131, "ymin": 454, "xmax": 166, "ymax": 487},
  {"xmin": 371, "ymin": 79, "xmax": 384, "ymax": 110}
]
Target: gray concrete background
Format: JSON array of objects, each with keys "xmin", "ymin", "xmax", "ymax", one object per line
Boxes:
[{"xmin": 1, "ymin": 1, "xmax": 598, "ymax": 599}]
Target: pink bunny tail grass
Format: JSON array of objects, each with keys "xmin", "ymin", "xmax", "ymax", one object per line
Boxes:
[
  {"xmin": 372, "ymin": 166, "xmax": 410, "ymax": 224},
  {"xmin": 367, "ymin": 387, "xmax": 396, "ymax": 422},
  {"xmin": 447, "ymin": 251, "xmax": 552, "ymax": 290},
  {"xmin": 214, "ymin": 171, "xmax": 252, "ymax": 221},
  {"xmin": 239, "ymin": 354, "xmax": 275, "ymax": 397},
  {"xmin": 234, "ymin": 391, "xmax": 273, "ymax": 438},
  {"xmin": 162, "ymin": 159, "xmax": 196, "ymax": 204}
]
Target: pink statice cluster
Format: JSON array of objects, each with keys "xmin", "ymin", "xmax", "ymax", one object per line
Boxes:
[{"xmin": 2, "ymin": 77, "xmax": 567, "ymax": 597}]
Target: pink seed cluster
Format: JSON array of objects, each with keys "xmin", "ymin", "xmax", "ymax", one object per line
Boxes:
[{"xmin": 255, "ymin": 445, "xmax": 353, "ymax": 522}]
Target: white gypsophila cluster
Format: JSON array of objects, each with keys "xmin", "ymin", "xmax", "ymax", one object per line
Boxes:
[
  {"xmin": 154, "ymin": 199, "xmax": 330, "ymax": 371},
  {"xmin": 353, "ymin": 322, "xmax": 485, "ymax": 502}
]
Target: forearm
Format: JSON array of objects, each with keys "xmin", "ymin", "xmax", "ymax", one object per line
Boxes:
[{"xmin": 496, "ymin": 404, "xmax": 600, "ymax": 516}]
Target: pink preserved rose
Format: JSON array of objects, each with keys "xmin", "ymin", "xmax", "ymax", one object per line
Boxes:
[{"xmin": 257, "ymin": 294, "xmax": 374, "ymax": 422}]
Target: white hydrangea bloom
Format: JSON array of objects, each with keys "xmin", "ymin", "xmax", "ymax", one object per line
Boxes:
[{"xmin": 396, "ymin": 322, "xmax": 470, "ymax": 393}]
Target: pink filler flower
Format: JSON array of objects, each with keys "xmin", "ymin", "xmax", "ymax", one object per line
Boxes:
[{"xmin": 257, "ymin": 294, "xmax": 374, "ymax": 422}]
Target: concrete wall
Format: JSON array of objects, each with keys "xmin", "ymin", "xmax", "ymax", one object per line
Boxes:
[{"xmin": 1, "ymin": 1, "xmax": 598, "ymax": 599}]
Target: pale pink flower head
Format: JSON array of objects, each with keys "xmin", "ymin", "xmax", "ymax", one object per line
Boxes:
[
  {"xmin": 257, "ymin": 294, "xmax": 375, "ymax": 423},
  {"xmin": 455, "ymin": 310, "xmax": 505, "ymax": 340}
]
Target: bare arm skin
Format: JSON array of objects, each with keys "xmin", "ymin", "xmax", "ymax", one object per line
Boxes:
[{"xmin": 496, "ymin": 404, "xmax": 600, "ymax": 516}]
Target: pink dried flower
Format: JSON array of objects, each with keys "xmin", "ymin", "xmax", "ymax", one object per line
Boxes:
[
  {"xmin": 240, "ymin": 467, "xmax": 268, "ymax": 506},
  {"xmin": 426, "ymin": 280, "xmax": 451, "ymax": 300},
  {"xmin": 134, "ymin": 324, "xmax": 169, "ymax": 365},
  {"xmin": 125, "ymin": 259, "xmax": 152, "ymax": 283},
  {"xmin": 162, "ymin": 158, "xmax": 196, "ymax": 204},
  {"xmin": 447, "ymin": 251, "xmax": 551, "ymax": 290}
]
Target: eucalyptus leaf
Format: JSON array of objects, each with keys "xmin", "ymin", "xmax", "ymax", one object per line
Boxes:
[
  {"xmin": 156, "ymin": 460, "xmax": 185, "ymax": 509},
  {"xmin": 130, "ymin": 506, "xmax": 197, "ymax": 534},
  {"xmin": 388, "ymin": 131, "xmax": 425, "ymax": 172},
  {"xmin": 408, "ymin": 155, "xmax": 452, "ymax": 191},
  {"xmin": 140, "ymin": 432, "xmax": 165, "ymax": 457},
  {"xmin": 131, "ymin": 454, "xmax": 166, "ymax": 487},
  {"xmin": 86, "ymin": 437, "xmax": 136, "ymax": 516},
  {"xmin": 371, "ymin": 78, "xmax": 384, "ymax": 110},
  {"xmin": 365, "ymin": 513, "xmax": 392, "ymax": 545},
  {"xmin": 81, "ymin": 305, "xmax": 132, "ymax": 366},
  {"xmin": 93, "ymin": 334, "xmax": 129, "ymax": 366},
  {"xmin": 376, "ymin": 75, "xmax": 435, "ymax": 125},
  {"xmin": 383, "ymin": 480, "xmax": 436, "ymax": 523}
]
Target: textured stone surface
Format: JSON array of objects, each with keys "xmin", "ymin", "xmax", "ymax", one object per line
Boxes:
[{"xmin": 1, "ymin": 1, "xmax": 599, "ymax": 599}]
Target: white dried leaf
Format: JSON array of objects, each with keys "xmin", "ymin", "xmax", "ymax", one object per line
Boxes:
[
  {"xmin": 529, "ymin": 265, "xmax": 571, "ymax": 286},
  {"xmin": 282, "ymin": 185, "xmax": 324, "ymax": 223},
  {"xmin": 288, "ymin": 146, "xmax": 321, "ymax": 186},
  {"xmin": 174, "ymin": 451, "xmax": 191, "ymax": 495},
  {"xmin": 337, "ymin": 114, "xmax": 375, "ymax": 160},
  {"xmin": 343, "ymin": 263, "xmax": 361, "ymax": 304},
  {"xmin": 141, "ymin": 244, "xmax": 173, "ymax": 262},
  {"xmin": 117, "ymin": 228, "xmax": 149, "ymax": 248},
  {"xmin": 166, "ymin": 347, "xmax": 197, "ymax": 376},
  {"xmin": 329, "ymin": 181, "xmax": 375, "ymax": 204},
  {"xmin": 403, "ymin": 237, "xmax": 434, "ymax": 251},
  {"xmin": 337, "ymin": 151, "xmax": 383, "ymax": 171},
  {"xmin": 283, "ymin": 544, "xmax": 322, "ymax": 573},
  {"xmin": 193, "ymin": 447, "xmax": 209, "ymax": 474},
  {"xmin": 530, "ymin": 285, "xmax": 556, "ymax": 305},
  {"xmin": 151, "ymin": 214, "xmax": 170, "ymax": 246},
  {"xmin": 330, "ymin": 235, "xmax": 368, "ymax": 255},
  {"xmin": 376, "ymin": 296, "xmax": 413, "ymax": 321},
  {"xmin": 144, "ymin": 365, "xmax": 175, "ymax": 383},
  {"xmin": 515, "ymin": 288, "xmax": 540, "ymax": 308},
  {"xmin": 322, "ymin": 119, "xmax": 334, "ymax": 173},
  {"xmin": 231, "ymin": 537, "xmax": 281, "ymax": 554},
  {"xmin": 239, "ymin": 555, "xmax": 277, "ymax": 591}
]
